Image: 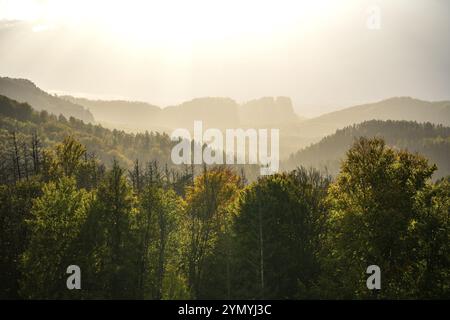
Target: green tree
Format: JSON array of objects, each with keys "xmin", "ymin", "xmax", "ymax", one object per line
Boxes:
[
  {"xmin": 410, "ymin": 178, "xmax": 450, "ymax": 298},
  {"xmin": 20, "ymin": 177, "xmax": 90, "ymax": 299},
  {"xmin": 137, "ymin": 185, "xmax": 186, "ymax": 299},
  {"xmin": 0, "ymin": 179, "xmax": 41, "ymax": 299},
  {"xmin": 325, "ymin": 137, "xmax": 436, "ymax": 298},
  {"xmin": 231, "ymin": 168, "xmax": 330, "ymax": 299},
  {"xmin": 183, "ymin": 166, "xmax": 241, "ymax": 298},
  {"xmin": 81, "ymin": 161, "xmax": 139, "ymax": 299}
]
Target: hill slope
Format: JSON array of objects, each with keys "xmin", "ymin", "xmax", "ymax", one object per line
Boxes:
[
  {"xmin": 284, "ymin": 120, "xmax": 450, "ymax": 179},
  {"xmin": 65, "ymin": 95, "xmax": 450, "ymax": 159},
  {"xmin": 64, "ymin": 95, "xmax": 304, "ymax": 157},
  {"xmin": 0, "ymin": 94, "xmax": 174, "ymax": 169},
  {"xmin": 4, "ymin": 76, "xmax": 449, "ymax": 160},
  {"xmin": 0, "ymin": 94, "xmax": 262, "ymax": 181},
  {"xmin": 298, "ymin": 97, "xmax": 450, "ymax": 137},
  {"xmin": 0, "ymin": 77, "xmax": 95, "ymax": 123},
  {"xmin": 61, "ymin": 96, "xmax": 162, "ymax": 130},
  {"xmin": 64, "ymin": 95, "xmax": 299, "ymax": 130}
]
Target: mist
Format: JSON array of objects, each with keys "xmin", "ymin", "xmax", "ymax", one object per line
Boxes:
[{"xmin": 0, "ymin": 0, "xmax": 449, "ymax": 116}]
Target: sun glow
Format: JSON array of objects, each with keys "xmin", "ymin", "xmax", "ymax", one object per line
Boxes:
[{"xmin": 1, "ymin": 0, "xmax": 342, "ymax": 49}]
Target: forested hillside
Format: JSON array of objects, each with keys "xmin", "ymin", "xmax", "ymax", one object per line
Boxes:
[
  {"xmin": 1, "ymin": 93, "xmax": 449, "ymax": 299},
  {"xmin": 296, "ymin": 97, "xmax": 450, "ymax": 137},
  {"xmin": 0, "ymin": 77, "xmax": 95, "ymax": 123},
  {"xmin": 62, "ymin": 94, "xmax": 450, "ymax": 158},
  {"xmin": 0, "ymin": 94, "xmax": 176, "ymax": 172},
  {"xmin": 1, "ymin": 0, "xmax": 448, "ymax": 303},
  {"xmin": 284, "ymin": 120, "xmax": 450, "ymax": 179},
  {"xmin": 0, "ymin": 94, "xmax": 261, "ymax": 184},
  {"xmin": 1, "ymin": 92, "xmax": 449, "ymax": 300},
  {"xmin": 4, "ymin": 76, "xmax": 450, "ymax": 159},
  {"xmin": 1, "ymin": 132, "xmax": 448, "ymax": 299}
]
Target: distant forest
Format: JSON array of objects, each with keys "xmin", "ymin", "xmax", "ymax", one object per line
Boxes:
[
  {"xmin": 2, "ymin": 76, "xmax": 450, "ymax": 158},
  {"xmin": 0, "ymin": 94, "xmax": 448, "ymax": 299},
  {"xmin": 284, "ymin": 120, "xmax": 450, "ymax": 179}
]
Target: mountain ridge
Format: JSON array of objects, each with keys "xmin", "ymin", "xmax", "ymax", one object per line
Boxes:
[
  {"xmin": 0, "ymin": 76, "xmax": 95, "ymax": 123},
  {"xmin": 296, "ymin": 96, "xmax": 450, "ymax": 137},
  {"xmin": 2, "ymin": 76, "xmax": 450, "ymax": 158},
  {"xmin": 283, "ymin": 119, "xmax": 450, "ymax": 179}
]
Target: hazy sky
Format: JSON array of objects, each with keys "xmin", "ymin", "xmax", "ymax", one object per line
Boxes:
[{"xmin": 0, "ymin": 0, "xmax": 449, "ymax": 117}]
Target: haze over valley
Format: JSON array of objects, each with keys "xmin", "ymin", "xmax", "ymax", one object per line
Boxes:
[
  {"xmin": 1, "ymin": 75, "xmax": 449, "ymax": 178},
  {"xmin": 1, "ymin": 0, "xmax": 449, "ymax": 116},
  {"xmin": 1, "ymin": 0, "xmax": 450, "ymax": 301}
]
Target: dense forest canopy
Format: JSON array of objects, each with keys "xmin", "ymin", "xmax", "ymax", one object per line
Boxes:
[
  {"xmin": 0, "ymin": 94, "xmax": 449, "ymax": 299},
  {"xmin": 1, "ymin": 0, "xmax": 449, "ymax": 303}
]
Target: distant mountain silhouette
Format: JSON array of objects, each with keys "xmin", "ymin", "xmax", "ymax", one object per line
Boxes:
[
  {"xmin": 66, "ymin": 94, "xmax": 450, "ymax": 157},
  {"xmin": 239, "ymin": 97, "xmax": 300, "ymax": 126},
  {"xmin": 161, "ymin": 97, "xmax": 240, "ymax": 130},
  {"xmin": 61, "ymin": 96, "xmax": 162, "ymax": 130},
  {"xmin": 0, "ymin": 77, "xmax": 95, "ymax": 123},
  {"xmin": 3, "ymin": 76, "xmax": 450, "ymax": 159},
  {"xmin": 64, "ymin": 95, "xmax": 303, "ymax": 157},
  {"xmin": 63, "ymin": 95, "xmax": 299, "ymax": 130},
  {"xmin": 297, "ymin": 97, "xmax": 450, "ymax": 137}
]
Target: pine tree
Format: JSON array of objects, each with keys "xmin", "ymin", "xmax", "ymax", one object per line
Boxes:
[{"xmin": 81, "ymin": 161, "xmax": 139, "ymax": 299}]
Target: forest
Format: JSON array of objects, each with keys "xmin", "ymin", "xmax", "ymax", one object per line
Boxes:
[
  {"xmin": 0, "ymin": 95, "xmax": 449, "ymax": 299},
  {"xmin": 284, "ymin": 120, "xmax": 450, "ymax": 178}
]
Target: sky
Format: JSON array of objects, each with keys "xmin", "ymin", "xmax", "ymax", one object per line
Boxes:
[{"xmin": 0, "ymin": 0, "xmax": 449, "ymax": 117}]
